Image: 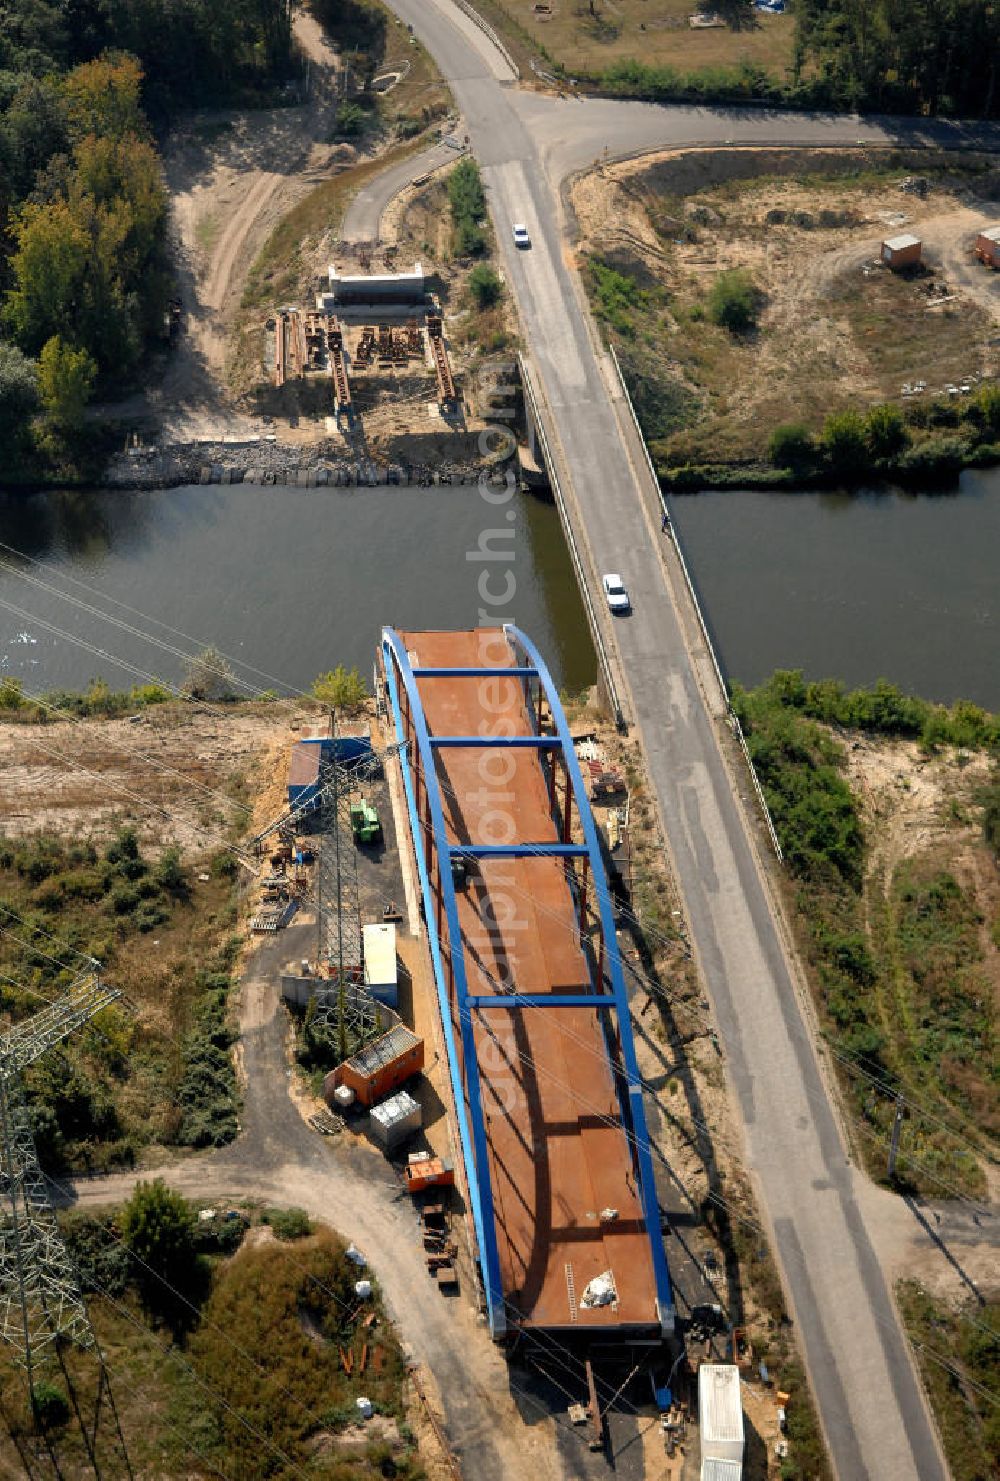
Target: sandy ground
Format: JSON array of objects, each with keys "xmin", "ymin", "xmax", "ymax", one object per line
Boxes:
[
  {"xmin": 104, "ymin": 12, "xmax": 351, "ymax": 443},
  {"xmin": 0, "ymin": 703, "xmax": 320, "ymax": 857},
  {"xmin": 570, "ymin": 147, "xmax": 1000, "ymax": 444}
]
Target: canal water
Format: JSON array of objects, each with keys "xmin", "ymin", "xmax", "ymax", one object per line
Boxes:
[
  {"xmin": 0, "ymin": 483, "xmax": 596, "ymax": 698},
  {"xmin": 1, "ymin": 472, "xmax": 997, "ymax": 710},
  {"xmin": 668, "ymin": 472, "xmax": 1000, "ymax": 711}
]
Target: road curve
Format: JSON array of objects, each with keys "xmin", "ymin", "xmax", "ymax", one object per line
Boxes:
[
  {"xmin": 373, "ymin": 2, "xmax": 971, "ymax": 1478},
  {"xmin": 341, "ymin": 138, "xmax": 462, "ymax": 243}
]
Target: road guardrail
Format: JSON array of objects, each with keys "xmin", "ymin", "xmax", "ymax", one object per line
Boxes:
[
  {"xmin": 518, "ymin": 353, "xmax": 626, "ymax": 731},
  {"xmin": 453, "ymin": 0, "xmax": 520, "ymax": 79},
  {"xmin": 608, "ymin": 345, "xmax": 784, "ymax": 862}
]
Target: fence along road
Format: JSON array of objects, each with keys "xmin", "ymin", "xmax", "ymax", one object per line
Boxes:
[{"xmin": 379, "ymin": 0, "xmax": 954, "ymax": 1476}]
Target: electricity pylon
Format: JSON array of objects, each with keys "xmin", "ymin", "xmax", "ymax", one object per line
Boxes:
[
  {"xmin": 0, "ymin": 970, "xmax": 133, "ymax": 1476},
  {"xmin": 313, "ymin": 724, "xmax": 404, "ymax": 1054}
]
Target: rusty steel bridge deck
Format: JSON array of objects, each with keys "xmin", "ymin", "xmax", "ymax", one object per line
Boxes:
[{"xmin": 381, "ymin": 625, "xmax": 673, "ymax": 1344}]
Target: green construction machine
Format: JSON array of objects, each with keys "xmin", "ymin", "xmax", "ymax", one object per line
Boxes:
[{"xmin": 350, "ymin": 798, "xmax": 381, "ymax": 845}]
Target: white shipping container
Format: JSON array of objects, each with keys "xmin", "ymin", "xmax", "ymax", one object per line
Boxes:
[
  {"xmin": 369, "ymin": 1089, "xmax": 421, "ymax": 1150},
  {"xmin": 363, "ymin": 922, "xmax": 398, "ymax": 1006},
  {"xmin": 699, "ymin": 1365, "xmax": 744, "ymax": 1467},
  {"xmin": 701, "ymin": 1460, "xmax": 743, "ymax": 1481}
]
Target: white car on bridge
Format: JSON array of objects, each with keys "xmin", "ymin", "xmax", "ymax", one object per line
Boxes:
[
  {"xmin": 602, "ymin": 573, "xmax": 630, "ymax": 613},
  {"xmin": 512, "ymin": 222, "xmax": 531, "ymax": 249}
]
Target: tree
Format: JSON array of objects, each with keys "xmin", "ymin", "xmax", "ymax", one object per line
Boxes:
[
  {"xmin": 0, "ymin": 341, "xmax": 39, "ymax": 470},
  {"xmin": 822, "ymin": 408, "xmax": 868, "ymax": 472},
  {"xmin": 768, "ymin": 422, "xmax": 816, "ymax": 470},
  {"xmin": 0, "ymin": 76, "xmax": 69, "ymax": 202},
  {"xmin": 864, "ymin": 402, "xmax": 908, "ymax": 459},
  {"xmin": 311, "ymin": 665, "xmax": 368, "ymax": 712},
  {"xmin": 706, "ymin": 269, "xmax": 760, "ymax": 333},
  {"xmin": 971, "ymin": 382, "xmax": 1000, "ymax": 435},
  {"xmin": 61, "ymin": 53, "xmax": 146, "ymax": 142},
  {"xmin": 4, "ymin": 199, "xmax": 91, "ymax": 355},
  {"xmin": 468, "ymin": 264, "xmax": 502, "ymax": 310},
  {"xmin": 120, "ymin": 1178, "xmax": 200, "ymax": 1319},
  {"xmin": 37, "ymin": 335, "xmax": 96, "ymax": 434},
  {"xmin": 184, "ymin": 645, "xmax": 238, "ymax": 701}
]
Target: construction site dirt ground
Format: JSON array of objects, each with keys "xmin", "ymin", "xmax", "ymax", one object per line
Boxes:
[
  {"xmin": 569, "ymin": 147, "xmax": 1000, "ymax": 465},
  {"xmin": 102, "ymin": 5, "xmax": 451, "ymax": 448},
  {"xmin": 0, "ymin": 701, "xmax": 325, "ymax": 857},
  {"xmin": 251, "ymin": 160, "xmax": 516, "ymax": 468}
]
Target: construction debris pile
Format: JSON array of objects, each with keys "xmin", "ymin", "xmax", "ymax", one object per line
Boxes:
[
  {"xmin": 353, "ymin": 322, "xmax": 424, "ymax": 369},
  {"xmin": 266, "ymin": 286, "xmax": 460, "ymax": 429}
]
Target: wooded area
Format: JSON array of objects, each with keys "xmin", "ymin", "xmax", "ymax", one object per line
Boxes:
[
  {"xmin": 794, "ymin": 0, "xmax": 1000, "ymax": 117},
  {"xmin": 0, "ymin": 0, "xmax": 294, "ymax": 479},
  {"xmin": 591, "ymin": 0, "xmax": 1000, "ymax": 115}
]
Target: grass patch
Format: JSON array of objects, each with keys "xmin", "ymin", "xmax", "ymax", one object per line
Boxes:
[
  {"xmin": 0, "ymin": 1212, "xmax": 418, "ymax": 1477},
  {"xmin": 829, "ymin": 262, "xmax": 990, "ymax": 400},
  {"xmin": 190, "ymin": 1226, "xmax": 414, "ymax": 1473},
  {"xmin": 478, "ymin": 0, "xmax": 795, "ymax": 86},
  {"xmin": 1, "ymin": 823, "xmax": 242, "ymax": 1173},
  {"xmin": 732, "ymin": 671, "xmax": 999, "ymax": 1196},
  {"xmin": 897, "ymin": 1282, "xmax": 1000, "ymax": 1481}
]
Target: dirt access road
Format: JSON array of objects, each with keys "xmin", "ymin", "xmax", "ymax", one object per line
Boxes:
[
  {"xmin": 56, "ymin": 918, "xmax": 587, "ymax": 1481},
  {"xmin": 141, "ymin": 11, "xmax": 346, "ymax": 441}
]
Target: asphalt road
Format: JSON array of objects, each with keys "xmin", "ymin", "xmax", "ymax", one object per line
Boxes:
[
  {"xmin": 372, "ymin": 3, "xmax": 968, "ymax": 1477},
  {"xmin": 341, "ymin": 137, "xmax": 463, "ymax": 242}
]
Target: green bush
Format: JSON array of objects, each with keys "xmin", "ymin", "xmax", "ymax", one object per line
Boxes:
[
  {"xmin": 706, "ymin": 268, "xmax": 760, "ymax": 333},
  {"xmin": 155, "ymin": 846, "xmax": 188, "ymax": 897},
  {"xmin": 31, "ymin": 1382, "xmax": 69, "ymax": 1431},
  {"xmin": 864, "ymin": 402, "xmax": 909, "ymax": 459},
  {"xmin": 822, "ymin": 409, "xmax": 868, "ymax": 472},
  {"xmin": 334, "ymin": 101, "xmax": 367, "ymax": 137},
  {"xmin": 175, "ymin": 978, "xmax": 238, "ymax": 1149},
  {"xmin": 454, "ymin": 219, "xmax": 486, "ymax": 257},
  {"xmin": 62, "ymin": 1212, "xmax": 132, "ymax": 1298},
  {"xmin": 768, "ymin": 422, "xmax": 816, "ymax": 469},
  {"xmin": 897, "ymin": 434, "xmax": 968, "ymax": 479},
  {"xmin": 262, "ymin": 1206, "xmax": 312, "ymax": 1240},
  {"xmin": 448, "ymin": 157, "xmax": 488, "ymax": 257},
  {"xmin": 590, "ymin": 258, "xmax": 648, "ymax": 337},
  {"xmin": 468, "ymin": 263, "xmax": 502, "ymax": 310}
]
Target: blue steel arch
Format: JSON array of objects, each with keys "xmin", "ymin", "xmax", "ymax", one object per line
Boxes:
[{"xmin": 381, "ymin": 625, "xmax": 674, "ymax": 1339}]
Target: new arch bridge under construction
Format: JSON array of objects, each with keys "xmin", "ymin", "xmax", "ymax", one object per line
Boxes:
[{"xmin": 380, "ymin": 623, "xmax": 674, "ymax": 1354}]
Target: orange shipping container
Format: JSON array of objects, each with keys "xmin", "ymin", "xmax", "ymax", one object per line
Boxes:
[
  {"xmin": 975, "ymin": 227, "xmax": 1000, "ymax": 267},
  {"xmin": 881, "ymin": 233, "xmax": 922, "ymax": 270},
  {"xmin": 325, "ymin": 1024, "xmax": 424, "ymax": 1108}
]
